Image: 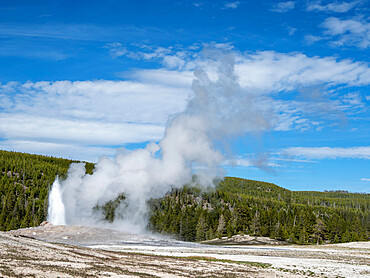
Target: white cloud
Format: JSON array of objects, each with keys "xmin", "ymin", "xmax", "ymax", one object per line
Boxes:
[
  {"xmin": 104, "ymin": 42, "xmax": 128, "ymax": 58},
  {"xmin": 0, "ymin": 79, "xmax": 190, "ymax": 125},
  {"xmin": 341, "ymin": 92, "xmax": 364, "ymax": 108},
  {"xmin": 0, "ymin": 140, "xmax": 117, "ymax": 162},
  {"xmin": 307, "ymin": 1, "xmax": 359, "ymax": 13},
  {"xmin": 223, "ymin": 158, "xmax": 254, "ymax": 167},
  {"xmin": 223, "ymin": 158, "xmax": 281, "ymax": 168},
  {"xmin": 0, "ymin": 113, "xmax": 164, "ymax": 146},
  {"xmin": 236, "ymin": 51, "xmax": 370, "ymax": 91},
  {"xmin": 287, "ymin": 26, "xmax": 297, "ymax": 36},
  {"xmin": 125, "ymin": 51, "xmax": 370, "ymax": 132},
  {"xmin": 223, "ymin": 1, "xmax": 240, "ymax": 9},
  {"xmin": 282, "ymin": 146, "xmax": 370, "ymax": 159},
  {"xmin": 305, "ymin": 34, "xmax": 324, "ymax": 44},
  {"xmin": 361, "ymin": 178, "xmax": 370, "ymax": 181},
  {"xmin": 123, "ymin": 69, "xmax": 194, "ymax": 88},
  {"xmin": 321, "ymin": 17, "xmax": 370, "ymax": 48},
  {"xmin": 272, "ymin": 99, "xmax": 329, "ymax": 132},
  {"xmin": 271, "ymin": 1, "xmax": 295, "ymax": 13},
  {"xmin": 108, "ymin": 44, "xmax": 370, "ymax": 85},
  {"xmin": 0, "ymin": 77, "xmax": 191, "ymax": 161},
  {"xmin": 273, "ymin": 157, "xmax": 316, "ymax": 163},
  {"xmin": 105, "ymin": 44, "xmax": 190, "ymax": 70},
  {"xmin": 1, "ymin": 49, "xmax": 370, "ymax": 160},
  {"xmin": 162, "ymin": 54, "xmax": 186, "ymax": 69}
]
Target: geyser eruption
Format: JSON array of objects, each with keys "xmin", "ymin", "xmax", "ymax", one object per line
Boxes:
[
  {"xmin": 47, "ymin": 178, "xmax": 66, "ymax": 225},
  {"xmin": 47, "ymin": 51, "xmax": 272, "ymax": 231}
]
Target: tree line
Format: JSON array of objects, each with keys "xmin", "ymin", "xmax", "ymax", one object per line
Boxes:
[
  {"xmin": 0, "ymin": 150, "xmax": 369, "ymax": 245},
  {"xmin": 148, "ymin": 178, "xmax": 369, "ymax": 244}
]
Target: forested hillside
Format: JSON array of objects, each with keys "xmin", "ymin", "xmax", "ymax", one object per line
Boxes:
[
  {"xmin": 0, "ymin": 150, "xmax": 369, "ymax": 245},
  {"xmin": 148, "ymin": 178, "xmax": 370, "ymax": 244},
  {"xmin": 0, "ymin": 150, "xmax": 93, "ymax": 230}
]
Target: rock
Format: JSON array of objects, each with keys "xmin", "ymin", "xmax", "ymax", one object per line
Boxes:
[
  {"xmin": 40, "ymin": 221, "xmax": 53, "ymax": 227},
  {"xmin": 202, "ymin": 234, "xmax": 289, "ymax": 245}
]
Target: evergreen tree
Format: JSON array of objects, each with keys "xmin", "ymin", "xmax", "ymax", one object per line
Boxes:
[
  {"xmin": 312, "ymin": 218, "xmax": 327, "ymax": 244},
  {"xmin": 217, "ymin": 214, "xmax": 226, "ymax": 238},
  {"xmin": 195, "ymin": 213, "xmax": 207, "ymax": 241}
]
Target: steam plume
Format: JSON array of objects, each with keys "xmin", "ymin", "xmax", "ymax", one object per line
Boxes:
[
  {"xmin": 47, "ymin": 178, "xmax": 66, "ymax": 225},
  {"xmin": 48, "ymin": 50, "xmax": 273, "ymax": 232}
]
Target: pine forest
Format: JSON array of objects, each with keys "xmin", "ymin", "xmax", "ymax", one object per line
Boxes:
[{"xmin": 0, "ymin": 150, "xmax": 369, "ymax": 245}]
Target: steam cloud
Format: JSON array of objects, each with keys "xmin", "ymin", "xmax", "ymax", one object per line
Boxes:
[{"xmin": 48, "ymin": 51, "xmax": 273, "ymax": 232}]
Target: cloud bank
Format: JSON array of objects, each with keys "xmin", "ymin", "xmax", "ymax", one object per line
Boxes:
[{"xmin": 1, "ymin": 49, "xmax": 369, "ymax": 161}]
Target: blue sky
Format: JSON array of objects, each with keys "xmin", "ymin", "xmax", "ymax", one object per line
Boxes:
[{"xmin": 0, "ymin": 0, "xmax": 369, "ymax": 192}]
